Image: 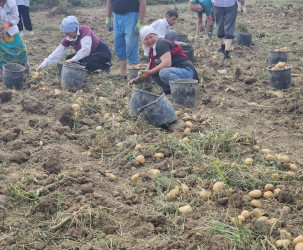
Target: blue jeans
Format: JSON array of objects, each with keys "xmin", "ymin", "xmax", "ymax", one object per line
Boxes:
[
  {"xmin": 113, "ymin": 12, "xmax": 139, "ymax": 64},
  {"xmin": 152, "ymin": 67, "xmax": 194, "ymax": 94}
]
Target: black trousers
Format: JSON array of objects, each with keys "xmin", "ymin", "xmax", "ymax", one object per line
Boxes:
[
  {"xmin": 17, "ymin": 5, "xmax": 33, "ymax": 31},
  {"xmin": 66, "ymin": 52, "xmax": 111, "ymax": 72}
]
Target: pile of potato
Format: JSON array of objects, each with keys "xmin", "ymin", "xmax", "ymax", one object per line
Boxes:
[
  {"xmin": 271, "ymin": 61, "xmax": 291, "ymax": 70},
  {"xmin": 274, "ymin": 47, "xmax": 288, "ymax": 52}
]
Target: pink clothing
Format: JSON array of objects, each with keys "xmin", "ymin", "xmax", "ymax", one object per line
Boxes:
[{"xmin": 61, "ymin": 25, "xmax": 100, "ymax": 54}]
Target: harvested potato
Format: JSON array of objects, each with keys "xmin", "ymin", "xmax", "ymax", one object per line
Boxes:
[
  {"xmin": 289, "ymin": 163, "xmax": 298, "ymax": 171},
  {"xmin": 230, "ymin": 217, "xmax": 237, "ymax": 226},
  {"xmin": 245, "ymin": 158, "xmax": 253, "ymax": 165},
  {"xmin": 131, "ymin": 173, "xmax": 140, "ymax": 181},
  {"xmin": 268, "ymin": 218, "xmax": 279, "ymax": 225},
  {"xmin": 199, "ymin": 190, "xmax": 210, "ymax": 201},
  {"xmin": 264, "ymin": 184, "xmax": 274, "ymax": 191},
  {"xmin": 265, "ymin": 154, "xmax": 276, "ymax": 161},
  {"xmin": 238, "ymin": 215, "xmax": 245, "ymax": 222},
  {"xmin": 178, "ymin": 204, "xmax": 193, "ymax": 214},
  {"xmin": 279, "ymin": 229, "xmax": 292, "ymax": 239},
  {"xmin": 166, "ymin": 192, "xmax": 176, "ymax": 201},
  {"xmin": 257, "ymin": 216, "xmax": 268, "ymax": 221},
  {"xmin": 275, "ymin": 239, "xmax": 290, "ymax": 248},
  {"xmin": 271, "ymin": 173, "xmax": 279, "ymax": 180},
  {"xmin": 276, "ymin": 154, "xmax": 290, "ymax": 163},
  {"xmin": 86, "ymin": 151, "xmax": 92, "ymax": 157},
  {"xmin": 31, "ymin": 71, "xmax": 40, "ymax": 80},
  {"xmin": 96, "ymin": 126, "xmax": 102, "ymax": 131},
  {"xmin": 170, "ymin": 186, "xmax": 180, "ymax": 196},
  {"xmin": 185, "ymin": 121, "xmax": 193, "ymax": 128},
  {"xmin": 150, "ymin": 169, "xmax": 160, "ymax": 175},
  {"xmin": 295, "ymin": 242, "xmax": 303, "ymax": 250},
  {"xmin": 249, "ymin": 190, "xmax": 262, "ymax": 199},
  {"xmin": 252, "ymin": 208, "xmax": 262, "ymax": 217},
  {"xmin": 134, "ymin": 144, "xmax": 142, "ymax": 151},
  {"xmin": 115, "ymin": 116, "xmax": 123, "ymax": 122},
  {"xmin": 253, "ymin": 145, "xmax": 260, "ymax": 151},
  {"xmin": 77, "ymin": 97, "xmax": 85, "ymax": 103},
  {"xmin": 104, "ymin": 113, "xmax": 110, "ymax": 119},
  {"xmin": 72, "ymin": 103, "xmax": 80, "ymax": 111},
  {"xmin": 106, "ymin": 173, "xmax": 117, "ymax": 181},
  {"xmin": 39, "ymin": 141, "xmax": 44, "ymax": 146},
  {"xmin": 175, "ymin": 111, "xmax": 181, "ymax": 116},
  {"xmin": 251, "ymin": 199, "xmax": 261, "ymax": 208},
  {"xmin": 182, "ymin": 137, "xmax": 190, "ymax": 143},
  {"xmin": 154, "ymin": 152, "xmax": 164, "ymax": 159},
  {"xmin": 263, "ymin": 191, "xmax": 273, "ymax": 199},
  {"xmin": 274, "ymin": 188, "xmax": 281, "ymax": 195},
  {"xmin": 135, "ymin": 155, "xmax": 145, "ymax": 164},
  {"xmin": 294, "ymin": 235, "xmax": 303, "ymax": 244},
  {"xmin": 213, "ymin": 181, "xmax": 224, "ymax": 191},
  {"xmin": 116, "ymin": 142, "xmax": 123, "ymax": 148},
  {"xmin": 54, "ymin": 89, "xmax": 61, "ymax": 95},
  {"xmin": 201, "ymin": 121, "xmax": 207, "ymax": 125},
  {"xmin": 181, "ymin": 183, "xmax": 189, "ymax": 193},
  {"xmin": 137, "ymin": 71, "xmax": 143, "ymax": 76},
  {"xmin": 184, "ymin": 127, "xmax": 191, "ymax": 135},
  {"xmin": 240, "ymin": 210, "xmax": 250, "ymax": 219},
  {"xmin": 261, "ymin": 148, "xmax": 271, "ymax": 153}
]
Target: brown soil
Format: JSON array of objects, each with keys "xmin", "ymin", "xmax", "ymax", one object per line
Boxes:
[{"xmin": 0, "ymin": 2, "xmax": 302, "ymax": 249}]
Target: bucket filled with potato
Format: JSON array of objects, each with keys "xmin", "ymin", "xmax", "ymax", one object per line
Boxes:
[
  {"xmin": 268, "ymin": 47, "xmax": 289, "ymax": 66},
  {"xmin": 267, "ymin": 61, "xmax": 292, "ymax": 90}
]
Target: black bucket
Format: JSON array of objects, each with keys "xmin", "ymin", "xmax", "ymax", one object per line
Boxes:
[
  {"xmin": 177, "ymin": 33, "xmax": 188, "ymax": 43},
  {"xmin": 61, "ymin": 63, "xmax": 87, "ymax": 91},
  {"xmin": 237, "ymin": 32, "xmax": 252, "ymax": 47},
  {"xmin": 2, "ymin": 63, "xmax": 25, "ymax": 89},
  {"xmin": 169, "ymin": 79, "xmax": 198, "ymax": 107},
  {"xmin": 267, "ymin": 64, "xmax": 292, "ymax": 90},
  {"xmin": 268, "ymin": 49, "xmax": 289, "ymax": 66},
  {"xmin": 180, "ymin": 43, "xmax": 194, "ymax": 62}
]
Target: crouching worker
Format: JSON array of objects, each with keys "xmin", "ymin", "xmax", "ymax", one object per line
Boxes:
[
  {"xmin": 0, "ymin": 0, "xmax": 29, "ymax": 78},
  {"xmin": 37, "ymin": 16, "xmax": 111, "ymax": 72},
  {"xmin": 128, "ymin": 26, "xmax": 198, "ymax": 94}
]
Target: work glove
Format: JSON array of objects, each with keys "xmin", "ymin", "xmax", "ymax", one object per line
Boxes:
[
  {"xmin": 203, "ymin": 34, "xmax": 209, "ymax": 41},
  {"xmin": 36, "ymin": 65, "xmax": 44, "ymax": 72},
  {"xmin": 135, "ymin": 20, "xmax": 143, "ymax": 34},
  {"xmin": 105, "ymin": 17, "xmax": 112, "ymax": 31},
  {"xmin": 138, "ymin": 70, "xmax": 150, "ymax": 79},
  {"xmin": 2, "ymin": 23, "xmax": 10, "ymax": 33}
]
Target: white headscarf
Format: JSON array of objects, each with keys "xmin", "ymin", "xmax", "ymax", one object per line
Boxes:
[{"xmin": 139, "ymin": 26, "xmax": 158, "ymax": 56}]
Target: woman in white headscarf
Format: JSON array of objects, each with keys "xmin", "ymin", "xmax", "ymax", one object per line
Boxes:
[
  {"xmin": 128, "ymin": 26, "xmax": 198, "ymax": 94},
  {"xmin": 37, "ymin": 16, "xmax": 112, "ymax": 72}
]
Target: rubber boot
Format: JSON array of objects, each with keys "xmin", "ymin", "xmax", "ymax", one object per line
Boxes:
[
  {"xmin": 217, "ymin": 44, "xmax": 225, "ymax": 54},
  {"xmin": 224, "ymin": 50, "xmax": 231, "ymax": 60}
]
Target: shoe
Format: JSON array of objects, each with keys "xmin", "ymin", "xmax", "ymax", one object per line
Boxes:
[
  {"xmin": 223, "ymin": 51, "xmax": 231, "ymax": 60},
  {"xmin": 29, "ymin": 31, "xmax": 34, "ymax": 36}
]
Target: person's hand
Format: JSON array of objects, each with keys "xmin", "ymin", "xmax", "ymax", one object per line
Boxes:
[
  {"xmin": 138, "ymin": 70, "xmax": 150, "ymax": 79},
  {"xmin": 2, "ymin": 23, "xmax": 10, "ymax": 33},
  {"xmin": 135, "ymin": 20, "xmax": 143, "ymax": 34},
  {"xmin": 128, "ymin": 79, "xmax": 135, "ymax": 86},
  {"xmin": 105, "ymin": 17, "xmax": 112, "ymax": 31},
  {"xmin": 66, "ymin": 59, "xmax": 74, "ymax": 63},
  {"xmin": 203, "ymin": 34, "xmax": 209, "ymax": 40},
  {"xmin": 36, "ymin": 65, "xmax": 44, "ymax": 72}
]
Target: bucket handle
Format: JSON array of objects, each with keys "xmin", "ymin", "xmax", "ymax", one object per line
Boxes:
[{"xmin": 138, "ymin": 93, "xmax": 165, "ymax": 113}]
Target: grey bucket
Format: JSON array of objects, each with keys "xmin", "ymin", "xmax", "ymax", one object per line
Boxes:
[
  {"xmin": 2, "ymin": 63, "xmax": 25, "ymax": 89},
  {"xmin": 267, "ymin": 64, "xmax": 292, "ymax": 90},
  {"xmin": 268, "ymin": 49, "xmax": 289, "ymax": 66},
  {"xmin": 128, "ymin": 68, "xmax": 151, "ymax": 83},
  {"xmin": 138, "ymin": 93, "xmax": 177, "ymax": 127},
  {"xmin": 169, "ymin": 79, "xmax": 198, "ymax": 107},
  {"xmin": 180, "ymin": 43, "xmax": 194, "ymax": 61},
  {"xmin": 236, "ymin": 32, "xmax": 252, "ymax": 47},
  {"xmin": 61, "ymin": 62, "xmax": 86, "ymax": 91},
  {"xmin": 129, "ymin": 88, "xmax": 160, "ymax": 116}
]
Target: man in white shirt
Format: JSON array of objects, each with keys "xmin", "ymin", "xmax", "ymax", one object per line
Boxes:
[{"xmin": 150, "ymin": 9, "xmax": 178, "ymax": 41}]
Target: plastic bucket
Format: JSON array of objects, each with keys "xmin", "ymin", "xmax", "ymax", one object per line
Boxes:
[
  {"xmin": 57, "ymin": 63, "xmax": 63, "ymax": 80},
  {"xmin": 169, "ymin": 79, "xmax": 198, "ymax": 107},
  {"xmin": 237, "ymin": 32, "xmax": 252, "ymax": 47},
  {"xmin": 268, "ymin": 50, "xmax": 288, "ymax": 66},
  {"xmin": 129, "ymin": 88, "xmax": 160, "ymax": 116},
  {"xmin": 267, "ymin": 64, "xmax": 292, "ymax": 90},
  {"xmin": 2, "ymin": 63, "xmax": 25, "ymax": 89},
  {"xmin": 138, "ymin": 93, "xmax": 177, "ymax": 127},
  {"xmin": 61, "ymin": 63, "xmax": 86, "ymax": 91},
  {"xmin": 180, "ymin": 43, "xmax": 194, "ymax": 61},
  {"xmin": 177, "ymin": 33, "xmax": 188, "ymax": 43},
  {"xmin": 128, "ymin": 68, "xmax": 151, "ymax": 84}
]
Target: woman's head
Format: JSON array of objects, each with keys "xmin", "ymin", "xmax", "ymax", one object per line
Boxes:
[
  {"xmin": 189, "ymin": 2, "xmax": 203, "ymax": 12},
  {"xmin": 0, "ymin": 0, "xmax": 7, "ymax": 7},
  {"xmin": 60, "ymin": 16, "xmax": 79, "ymax": 38},
  {"xmin": 140, "ymin": 26, "xmax": 158, "ymax": 48}
]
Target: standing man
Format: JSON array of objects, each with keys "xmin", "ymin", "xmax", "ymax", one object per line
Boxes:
[
  {"xmin": 150, "ymin": 9, "xmax": 178, "ymax": 41},
  {"xmin": 213, "ymin": 0, "xmax": 245, "ymax": 59},
  {"xmin": 106, "ymin": 0, "xmax": 146, "ymax": 79}
]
